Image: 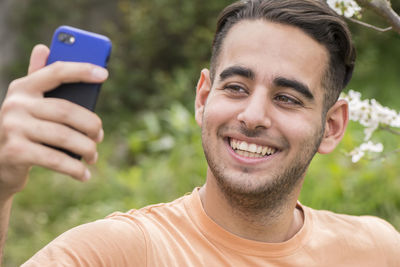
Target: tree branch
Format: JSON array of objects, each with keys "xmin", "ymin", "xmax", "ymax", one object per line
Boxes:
[
  {"xmin": 355, "ymin": 0, "xmax": 400, "ymax": 35},
  {"xmin": 370, "ymin": 147, "xmax": 400, "ymax": 161},
  {"xmin": 379, "ymin": 125, "xmax": 400, "ymax": 135},
  {"xmin": 347, "ymin": 17, "xmax": 392, "ymax": 32}
]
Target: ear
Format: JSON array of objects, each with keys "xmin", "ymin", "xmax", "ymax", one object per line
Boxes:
[
  {"xmin": 318, "ymin": 99, "xmax": 349, "ymax": 154},
  {"xmin": 195, "ymin": 68, "xmax": 212, "ymax": 127}
]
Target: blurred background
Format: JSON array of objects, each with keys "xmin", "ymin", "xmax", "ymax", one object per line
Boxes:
[{"xmin": 1, "ymin": 0, "xmax": 400, "ymax": 265}]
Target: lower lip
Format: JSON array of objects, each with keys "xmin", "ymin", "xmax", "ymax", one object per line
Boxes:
[{"xmin": 225, "ymin": 138, "xmax": 278, "ymax": 165}]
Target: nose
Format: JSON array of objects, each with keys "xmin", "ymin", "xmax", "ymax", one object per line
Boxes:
[{"xmin": 237, "ymin": 90, "xmax": 272, "ymax": 130}]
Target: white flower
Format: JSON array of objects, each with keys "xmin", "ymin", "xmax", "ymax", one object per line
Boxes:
[
  {"xmin": 341, "ymin": 90, "xmax": 400, "ymax": 162},
  {"xmin": 341, "ymin": 90, "xmax": 400, "ymax": 137},
  {"xmin": 360, "ymin": 141, "xmax": 383, "ymax": 153},
  {"xmin": 349, "ymin": 141, "xmax": 383, "ymax": 163},
  {"xmin": 327, "ymin": 0, "xmax": 362, "ymax": 18},
  {"xmin": 350, "ymin": 149, "xmax": 364, "ymax": 163}
]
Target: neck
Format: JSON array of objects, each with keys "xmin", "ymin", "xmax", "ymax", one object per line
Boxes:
[{"xmin": 199, "ymin": 169, "xmax": 304, "ymax": 243}]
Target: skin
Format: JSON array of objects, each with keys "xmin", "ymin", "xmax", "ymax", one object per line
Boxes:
[
  {"xmin": 0, "ymin": 44, "xmax": 108, "ymax": 261},
  {"xmin": 195, "ymin": 20, "xmax": 348, "ymax": 243}
]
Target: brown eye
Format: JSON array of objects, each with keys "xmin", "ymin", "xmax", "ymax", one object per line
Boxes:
[
  {"xmin": 224, "ymin": 84, "xmax": 248, "ymax": 95},
  {"xmin": 274, "ymin": 95, "xmax": 302, "ymax": 105}
]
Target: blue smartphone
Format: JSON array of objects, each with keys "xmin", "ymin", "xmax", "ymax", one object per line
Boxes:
[
  {"xmin": 44, "ymin": 25, "xmax": 112, "ymax": 159},
  {"xmin": 45, "ymin": 25, "xmax": 111, "ymax": 110}
]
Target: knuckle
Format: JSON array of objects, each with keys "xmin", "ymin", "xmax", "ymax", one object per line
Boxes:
[
  {"xmin": 55, "ymin": 100, "xmax": 72, "ymax": 121},
  {"xmin": 85, "ymin": 115, "xmax": 102, "ymax": 138},
  {"xmin": 1, "ymin": 116, "xmax": 20, "ymax": 134},
  {"xmin": 82, "ymin": 140, "xmax": 96, "ymax": 159},
  {"xmin": 3, "ymin": 138, "xmax": 25, "ymax": 161},
  {"xmin": 1, "ymin": 96, "xmax": 24, "ymax": 113},
  {"xmin": 81, "ymin": 142, "xmax": 97, "ymax": 162},
  {"xmin": 57, "ymin": 129, "xmax": 71, "ymax": 144},
  {"xmin": 46, "ymin": 152, "xmax": 64, "ymax": 170},
  {"xmin": 8, "ymin": 78, "xmax": 24, "ymax": 93},
  {"xmin": 8, "ymin": 76, "xmax": 28, "ymax": 93},
  {"xmin": 86, "ymin": 142, "xmax": 97, "ymax": 156},
  {"xmin": 50, "ymin": 61, "xmax": 64, "ymax": 76}
]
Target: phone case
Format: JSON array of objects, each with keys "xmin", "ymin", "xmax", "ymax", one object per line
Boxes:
[
  {"xmin": 44, "ymin": 26, "xmax": 112, "ymax": 159},
  {"xmin": 45, "ymin": 25, "xmax": 111, "ymax": 110}
]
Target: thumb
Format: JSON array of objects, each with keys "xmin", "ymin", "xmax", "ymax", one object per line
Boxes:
[{"xmin": 27, "ymin": 44, "xmax": 50, "ymax": 75}]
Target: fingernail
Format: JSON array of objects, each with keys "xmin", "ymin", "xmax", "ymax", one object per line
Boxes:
[
  {"xmin": 92, "ymin": 67, "xmax": 108, "ymax": 80},
  {"xmin": 83, "ymin": 169, "xmax": 91, "ymax": 181},
  {"xmin": 96, "ymin": 129, "xmax": 104, "ymax": 143}
]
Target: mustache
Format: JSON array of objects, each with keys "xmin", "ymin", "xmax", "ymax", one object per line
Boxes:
[
  {"xmin": 218, "ymin": 124, "xmax": 272, "ymax": 139},
  {"xmin": 238, "ymin": 125, "xmax": 266, "ymax": 138}
]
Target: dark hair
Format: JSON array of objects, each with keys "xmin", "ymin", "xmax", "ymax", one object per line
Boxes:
[{"xmin": 210, "ymin": 0, "xmax": 356, "ymax": 110}]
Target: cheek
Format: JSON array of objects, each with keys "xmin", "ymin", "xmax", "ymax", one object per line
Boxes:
[
  {"xmin": 203, "ymin": 97, "xmax": 239, "ymax": 127},
  {"xmin": 274, "ymin": 113, "xmax": 321, "ymax": 143}
]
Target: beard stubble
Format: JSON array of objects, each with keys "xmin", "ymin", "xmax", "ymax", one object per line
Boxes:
[{"xmin": 202, "ymin": 122, "xmax": 324, "ymax": 218}]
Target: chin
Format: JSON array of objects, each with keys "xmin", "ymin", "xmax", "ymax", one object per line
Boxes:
[{"xmin": 215, "ymin": 170, "xmax": 278, "ymax": 195}]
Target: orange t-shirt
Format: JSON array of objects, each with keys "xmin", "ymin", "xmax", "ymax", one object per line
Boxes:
[{"xmin": 23, "ymin": 188, "xmax": 400, "ymax": 266}]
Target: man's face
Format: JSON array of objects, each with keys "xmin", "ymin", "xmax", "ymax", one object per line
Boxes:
[{"xmin": 196, "ymin": 20, "xmax": 329, "ymax": 208}]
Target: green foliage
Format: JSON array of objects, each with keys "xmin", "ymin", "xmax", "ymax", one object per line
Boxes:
[
  {"xmin": 346, "ymin": 2, "xmax": 400, "ymax": 109},
  {"xmin": 2, "ymin": 0, "xmax": 400, "ymax": 265},
  {"xmin": 98, "ymin": 0, "xmax": 233, "ymax": 122},
  {"xmin": 301, "ymin": 123, "xmax": 400, "ymax": 227}
]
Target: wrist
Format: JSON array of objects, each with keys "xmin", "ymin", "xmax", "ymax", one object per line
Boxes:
[
  {"xmin": 0, "ymin": 166, "xmax": 30, "ymax": 201},
  {"xmin": 0, "ymin": 191, "xmax": 15, "ymax": 204}
]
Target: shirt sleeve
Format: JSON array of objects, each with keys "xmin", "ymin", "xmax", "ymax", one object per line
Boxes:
[
  {"xmin": 21, "ymin": 215, "xmax": 147, "ymax": 267},
  {"xmin": 362, "ymin": 216, "xmax": 400, "ymax": 266}
]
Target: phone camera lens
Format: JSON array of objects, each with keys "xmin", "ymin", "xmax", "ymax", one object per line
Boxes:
[
  {"xmin": 58, "ymin": 32, "xmax": 75, "ymax": 45},
  {"xmin": 69, "ymin": 36, "xmax": 75, "ymax": 44}
]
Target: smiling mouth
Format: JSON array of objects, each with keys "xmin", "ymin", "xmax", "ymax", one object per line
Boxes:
[{"xmin": 229, "ymin": 138, "xmax": 278, "ymax": 158}]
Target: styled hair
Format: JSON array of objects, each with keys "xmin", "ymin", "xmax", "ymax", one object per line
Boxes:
[{"xmin": 210, "ymin": 0, "xmax": 356, "ymax": 110}]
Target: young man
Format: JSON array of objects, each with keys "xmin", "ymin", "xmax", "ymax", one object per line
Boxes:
[{"xmin": 1, "ymin": 0, "xmax": 399, "ymax": 265}]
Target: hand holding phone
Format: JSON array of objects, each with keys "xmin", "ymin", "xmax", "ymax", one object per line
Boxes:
[
  {"xmin": 0, "ymin": 45, "xmax": 108, "ymax": 195},
  {"xmin": 44, "ymin": 26, "xmax": 112, "ymax": 159},
  {"xmin": 0, "ymin": 26, "xmax": 111, "ymax": 187}
]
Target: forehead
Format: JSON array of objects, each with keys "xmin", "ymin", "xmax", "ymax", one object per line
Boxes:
[{"xmin": 217, "ymin": 20, "xmax": 328, "ymax": 96}]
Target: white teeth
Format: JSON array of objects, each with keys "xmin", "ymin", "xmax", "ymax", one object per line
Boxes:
[
  {"xmin": 262, "ymin": 147, "xmax": 268, "ymax": 156},
  {"xmin": 239, "ymin": 142, "xmax": 248, "ymax": 151},
  {"xmin": 236, "ymin": 150, "xmax": 244, "ymax": 156},
  {"xmin": 231, "ymin": 140, "xmax": 236, "ymax": 150},
  {"xmin": 229, "ymin": 138, "xmax": 277, "ymax": 157},
  {"xmin": 248, "ymin": 144, "xmax": 257, "ymax": 153}
]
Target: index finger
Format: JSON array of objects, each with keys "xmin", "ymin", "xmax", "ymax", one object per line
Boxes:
[{"xmin": 22, "ymin": 61, "xmax": 109, "ymax": 95}]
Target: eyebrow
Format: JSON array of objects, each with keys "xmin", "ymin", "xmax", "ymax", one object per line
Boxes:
[
  {"xmin": 273, "ymin": 77, "xmax": 314, "ymax": 100},
  {"xmin": 219, "ymin": 66, "xmax": 255, "ymax": 81},
  {"xmin": 218, "ymin": 66, "xmax": 314, "ymax": 100}
]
